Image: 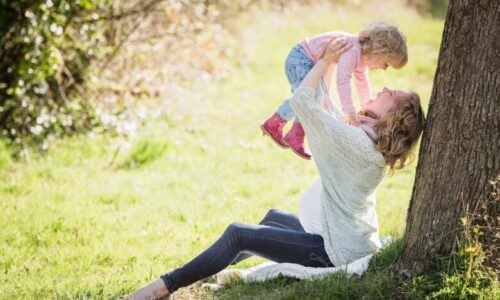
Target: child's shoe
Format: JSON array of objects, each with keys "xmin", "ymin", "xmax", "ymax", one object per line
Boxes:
[
  {"xmin": 261, "ymin": 113, "xmax": 289, "ymax": 148},
  {"xmin": 283, "ymin": 123, "xmax": 311, "ymax": 160}
]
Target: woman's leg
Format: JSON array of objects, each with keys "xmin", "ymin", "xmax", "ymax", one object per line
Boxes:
[
  {"xmin": 230, "ymin": 208, "xmax": 304, "ymax": 264},
  {"xmin": 159, "ymin": 222, "xmax": 332, "ymax": 295},
  {"xmin": 259, "ymin": 208, "xmax": 305, "ymax": 231}
]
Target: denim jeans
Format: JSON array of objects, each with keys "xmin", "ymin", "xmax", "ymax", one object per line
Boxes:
[
  {"xmin": 161, "ymin": 208, "xmax": 333, "ymax": 293},
  {"xmin": 277, "ymin": 44, "xmax": 331, "ymax": 122}
]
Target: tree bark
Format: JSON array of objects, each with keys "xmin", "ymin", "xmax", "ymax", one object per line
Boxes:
[{"xmin": 400, "ymin": 0, "xmax": 500, "ymax": 275}]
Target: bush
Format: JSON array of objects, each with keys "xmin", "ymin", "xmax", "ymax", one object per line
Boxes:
[
  {"xmin": 0, "ymin": 0, "xmax": 114, "ymax": 149},
  {"xmin": 0, "ymin": 0, "xmax": 312, "ymax": 153}
]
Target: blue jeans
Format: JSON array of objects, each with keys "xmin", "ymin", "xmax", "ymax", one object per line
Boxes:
[
  {"xmin": 277, "ymin": 44, "xmax": 330, "ymax": 122},
  {"xmin": 161, "ymin": 208, "xmax": 333, "ymax": 293}
]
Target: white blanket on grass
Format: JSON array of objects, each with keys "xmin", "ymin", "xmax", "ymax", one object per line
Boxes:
[{"xmin": 203, "ymin": 237, "xmax": 393, "ymax": 290}]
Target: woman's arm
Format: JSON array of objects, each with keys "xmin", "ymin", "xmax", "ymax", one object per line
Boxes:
[
  {"xmin": 289, "ymin": 38, "xmax": 378, "ymax": 165},
  {"xmin": 299, "ymin": 38, "xmax": 351, "ymax": 90},
  {"xmin": 321, "ymin": 64, "xmax": 335, "ymax": 111},
  {"xmin": 298, "ymin": 59, "xmax": 332, "ymax": 91}
]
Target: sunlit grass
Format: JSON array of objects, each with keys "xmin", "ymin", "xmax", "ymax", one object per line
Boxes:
[
  {"xmin": 0, "ymin": 139, "xmax": 12, "ymax": 168},
  {"xmin": 0, "ymin": 1, "xmax": 445, "ymax": 299}
]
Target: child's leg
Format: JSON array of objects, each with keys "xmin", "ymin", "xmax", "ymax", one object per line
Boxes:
[
  {"xmin": 282, "ymin": 76, "xmax": 327, "ymax": 160},
  {"xmin": 276, "ymin": 82, "xmax": 324, "ymax": 122},
  {"xmin": 262, "ymin": 45, "xmax": 316, "ymax": 154},
  {"xmin": 288, "ymin": 76, "xmax": 328, "ymax": 123},
  {"xmin": 276, "ymin": 100, "xmax": 296, "ymax": 122},
  {"xmin": 261, "ymin": 46, "xmax": 314, "ymax": 148},
  {"xmin": 276, "ymin": 45, "xmax": 316, "ymax": 122}
]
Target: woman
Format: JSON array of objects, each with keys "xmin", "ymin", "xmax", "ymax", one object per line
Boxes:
[{"xmin": 129, "ymin": 37, "xmax": 425, "ymax": 299}]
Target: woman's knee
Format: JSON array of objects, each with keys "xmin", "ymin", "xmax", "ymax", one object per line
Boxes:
[
  {"xmin": 223, "ymin": 222, "xmax": 252, "ymax": 249},
  {"xmin": 262, "ymin": 208, "xmax": 281, "ymax": 221},
  {"xmin": 224, "ymin": 222, "xmax": 246, "ymax": 238}
]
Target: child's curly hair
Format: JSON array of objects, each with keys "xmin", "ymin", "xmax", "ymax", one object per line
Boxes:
[
  {"xmin": 362, "ymin": 92, "xmax": 425, "ymax": 173},
  {"xmin": 358, "ymin": 22, "xmax": 408, "ymax": 69}
]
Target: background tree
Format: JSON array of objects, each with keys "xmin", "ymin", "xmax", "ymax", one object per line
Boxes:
[{"xmin": 400, "ymin": 0, "xmax": 499, "ymax": 275}]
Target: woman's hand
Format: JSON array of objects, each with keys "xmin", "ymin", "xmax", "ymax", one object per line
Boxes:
[
  {"xmin": 321, "ymin": 37, "xmax": 351, "ymax": 64},
  {"xmin": 345, "ymin": 112, "xmax": 361, "ymax": 125},
  {"xmin": 297, "ymin": 37, "xmax": 351, "ymax": 90}
]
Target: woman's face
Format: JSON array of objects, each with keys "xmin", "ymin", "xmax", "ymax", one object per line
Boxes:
[{"xmin": 361, "ymin": 87, "xmax": 409, "ymax": 118}]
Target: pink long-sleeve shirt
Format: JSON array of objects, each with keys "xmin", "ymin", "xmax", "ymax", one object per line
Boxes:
[{"xmin": 300, "ymin": 32, "xmax": 371, "ymax": 115}]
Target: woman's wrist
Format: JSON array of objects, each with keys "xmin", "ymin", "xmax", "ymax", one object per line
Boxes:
[{"xmin": 315, "ymin": 58, "xmax": 331, "ymax": 70}]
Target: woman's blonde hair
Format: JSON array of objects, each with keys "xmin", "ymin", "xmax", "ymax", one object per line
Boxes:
[
  {"xmin": 362, "ymin": 92, "xmax": 425, "ymax": 173},
  {"xmin": 358, "ymin": 22, "xmax": 408, "ymax": 69}
]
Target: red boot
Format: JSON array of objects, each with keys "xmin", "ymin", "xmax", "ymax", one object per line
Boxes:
[
  {"xmin": 283, "ymin": 122, "xmax": 311, "ymax": 160},
  {"xmin": 261, "ymin": 113, "xmax": 289, "ymax": 148}
]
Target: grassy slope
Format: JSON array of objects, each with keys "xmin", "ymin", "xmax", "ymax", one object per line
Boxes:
[{"xmin": 0, "ymin": 1, "xmax": 444, "ymax": 299}]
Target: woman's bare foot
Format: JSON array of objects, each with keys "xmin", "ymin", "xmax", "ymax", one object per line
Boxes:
[{"xmin": 129, "ymin": 279, "xmax": 170, "ymax": 300}]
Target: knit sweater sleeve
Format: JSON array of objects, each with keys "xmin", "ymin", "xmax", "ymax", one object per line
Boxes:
[{"xmin": 289, "ymin": 87, "xmax": 376, "ymax": 166}]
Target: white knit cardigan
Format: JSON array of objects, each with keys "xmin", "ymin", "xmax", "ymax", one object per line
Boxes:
[{"xmin": 290, "ymin": 87, "xmax": 387, "ymax": 267}]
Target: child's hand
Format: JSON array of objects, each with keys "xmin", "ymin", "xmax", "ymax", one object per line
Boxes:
[{"xmin": 345, "ymin": 113, "xmax": 361, "ymax": 125}]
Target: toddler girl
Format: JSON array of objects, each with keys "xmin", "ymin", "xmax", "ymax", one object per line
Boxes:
[{"xmin": 261, "ymin": 21, "xmax": 408, "ymax": 159}]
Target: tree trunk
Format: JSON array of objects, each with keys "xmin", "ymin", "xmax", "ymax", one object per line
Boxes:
[{"xmin": 400, "ymin": 0, "xmax": 500, "ymax": 275}]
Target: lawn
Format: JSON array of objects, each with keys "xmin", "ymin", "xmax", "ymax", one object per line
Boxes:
[{"xmin": 0, "ymin": 1, "xmax": 445, "ymax": 299}]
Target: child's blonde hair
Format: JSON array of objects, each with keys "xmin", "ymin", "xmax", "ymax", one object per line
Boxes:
[
  {"xmin": 362, "ymin": 92, "xmax": 425, "ymax": 173},
  {"xmin": 358, "ymin": 22, "xmax": 408, "ymax": 69}
]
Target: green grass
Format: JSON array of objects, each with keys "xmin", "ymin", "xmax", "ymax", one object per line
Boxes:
[
  {"xmin": 216, "ymin": 239, "xmax": 407, "ymax": 300},
  {"xmin": 119, "ymin": 138, "xmax": 170, "ymax": 169},
  {"xmin": 0, "ymin": 1, "xmax": 458, "ymax": 299},
  {"xmin": 0, "ymin": 139, "xmax": 11, "ymax": 169}
]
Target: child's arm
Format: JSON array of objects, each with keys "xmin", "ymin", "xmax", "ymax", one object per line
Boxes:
[
  {"xmin": 353, "ymin": 69, "xmax": 372, "ymax": 105},
  {"xmin": 336, "ymin": 52, "xmax": 359, "ymax": 123}
]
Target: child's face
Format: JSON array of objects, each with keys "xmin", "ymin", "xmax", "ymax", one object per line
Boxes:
[{"xmin": 365, "ymin": 55, "xmax": 391, "ymax": 70}]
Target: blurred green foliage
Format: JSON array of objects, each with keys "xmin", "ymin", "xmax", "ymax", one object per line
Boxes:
[
  {"xmin": 120, "ymin": 138, "xmax": 169, "ymax": 169},
  {"xmin": 0, "ymin": 0, "xmax": 448, "ymax": 153},
  {"xmin": 0, "ymin": 0, "xmax": 311, "ymax": 153},
  {"xmin": 407, "ymin": 0, "xmax": 449, "ymax": 17},
  {"xmin": 0, "ymin": 0, "xmax": 112, "ymax": 149}
]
